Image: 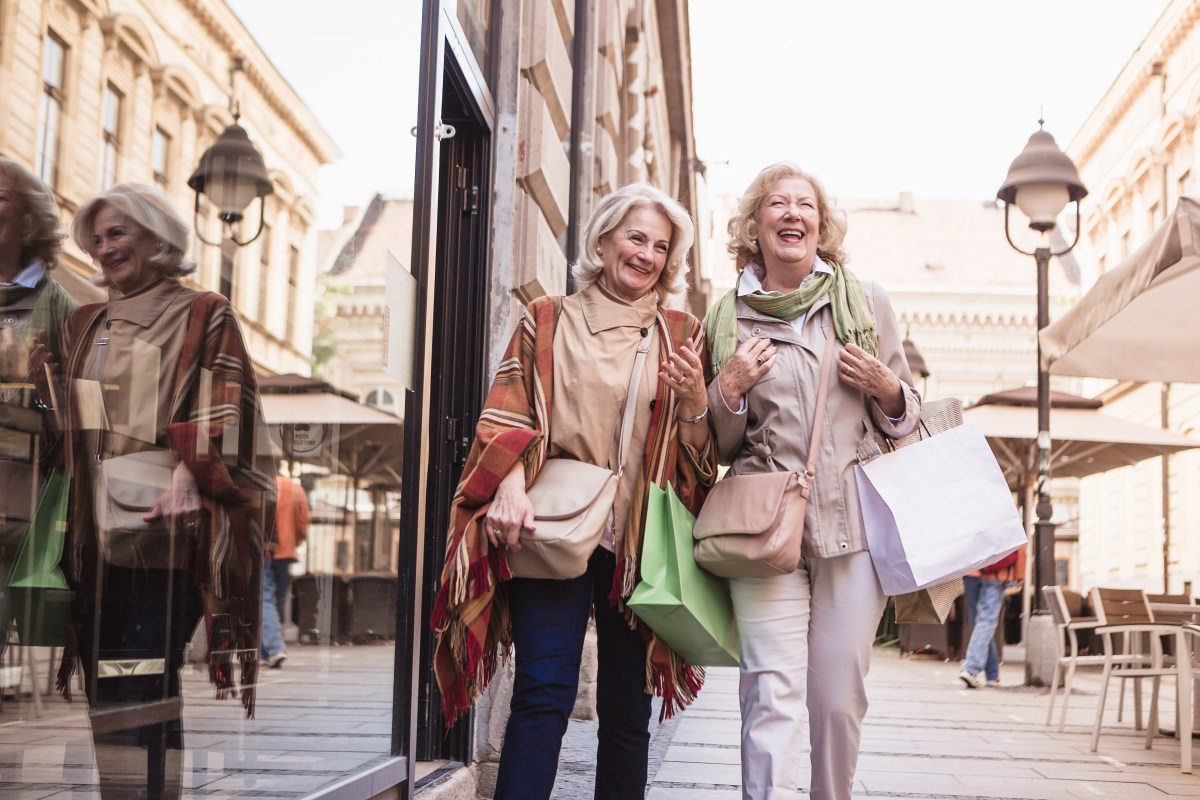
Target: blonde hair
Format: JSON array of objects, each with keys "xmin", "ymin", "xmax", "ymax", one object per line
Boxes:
[
  {"xmin": 726, "ymin": 162, "xmax": 848, "ymax": 270},
  {"xmin": 572, "ymin": 182, "xmax": 694, "ymax": 305},
  {"xmin": 73, "ymin": 183, "xmax": 195, "ymax": 285},
  {"xmin": 0, "ymin": 157, "xmax": 64, "ymax": 270}
]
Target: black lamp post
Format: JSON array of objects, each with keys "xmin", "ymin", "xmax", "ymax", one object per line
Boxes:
[
  {"xmin": 996, "ymin": 122, "xmax": 1087, "ymax": 623},
  {"xmin": 187, "ymin": 111, "xmax": 273, "ymax": 298}
]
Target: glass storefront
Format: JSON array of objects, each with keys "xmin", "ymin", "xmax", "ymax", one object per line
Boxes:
[{"xmin": 0, "ymin": 1, "xmax": 479, "ymax": 798}]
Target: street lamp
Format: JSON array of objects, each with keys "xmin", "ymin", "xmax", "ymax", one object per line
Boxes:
[
  {"xmin": 997, "ymin": 120, "xmax": 1087, "ymax": 685},
  {"xmin": 187, "ymin": 113, "xmax": 273, "ymax": 248}
]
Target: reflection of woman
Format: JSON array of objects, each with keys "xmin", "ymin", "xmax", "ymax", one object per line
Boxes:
[
  {"xmin": 433, "ymin": 183, "xmax": 717, "ymax": 799},
  {"xmin": 704, "ymin": 163, "xmax": 920, "ymax": 800},
  {"xmin": 46, "ymin": 184, "xmax": 274, "ymax": 798},
  {"xmin": 0, "ymin": 157, "xmax": 75, "ymax": 654}
]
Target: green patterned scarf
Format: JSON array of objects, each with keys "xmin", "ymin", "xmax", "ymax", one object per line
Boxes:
[{"xmin": 704, "ymin": 261, "xmax": 877, "ymax": 373}]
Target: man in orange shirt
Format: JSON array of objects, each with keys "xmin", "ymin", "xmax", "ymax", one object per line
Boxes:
[{"xmin": 261, "ymin": 473, "xmax": 311, "ymax": 667}]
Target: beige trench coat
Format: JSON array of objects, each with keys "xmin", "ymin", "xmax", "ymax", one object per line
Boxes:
[{"xmin": 706, "ymin": 281, "xmax": 921, "ymax": 559}]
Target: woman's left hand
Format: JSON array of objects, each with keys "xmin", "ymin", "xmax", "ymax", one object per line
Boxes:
[
  {"xmin": 660, "ymin": 337, "xmax": 708, "ymax": 419},
  {"xmin": 838, "ymin": 343, "xmax": 902, "ymax": 404},
  {"xmin": 145, "ymin": 462, "xmax": 202, "ymax": 524}
]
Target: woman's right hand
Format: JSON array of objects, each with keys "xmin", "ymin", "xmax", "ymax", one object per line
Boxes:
[
  {"xmin": 484, "ymin": 463, "xmax": 535, "ymax": 552},
  {"xmin": 716, "ymin": 337, "xmax": 777, "ymax": 409}
]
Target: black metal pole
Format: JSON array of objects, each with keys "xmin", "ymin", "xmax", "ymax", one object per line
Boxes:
[{"xmin": 1033, "ymin": 245, "xmax": 1055, "ymax": 613}]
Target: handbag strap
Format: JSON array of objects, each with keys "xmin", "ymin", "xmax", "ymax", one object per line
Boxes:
[
  {"xmin": 616, "ymin": 327, "xmax": 653, "ymax": 477},
  {"xmin": 800, "ymin": 332, "xmax": 838, "ymax": 482}
]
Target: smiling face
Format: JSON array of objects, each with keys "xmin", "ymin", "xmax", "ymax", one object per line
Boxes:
[
  {"xmin": 91, "ymin": 204, "xmax": 162, "ymax": 295},
  {"xmin": 755, "ymin": 176, "xmax": 821, "ymax": 278},
  {"xmin": 597, "ymin": 205, "xmax": 673, "ymax": 302}
]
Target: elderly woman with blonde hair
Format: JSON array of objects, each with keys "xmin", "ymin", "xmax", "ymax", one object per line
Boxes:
[
  {"xmin": 37, "ymin": 183, "xmax": 274, "ymax": 798},
  {"xmin": 703, "ymin": 163, "xmax": 920, "ymax": 800},
  {"xmin": 433, "ymin": 182, "xmax": 717, "ymax": 800}
]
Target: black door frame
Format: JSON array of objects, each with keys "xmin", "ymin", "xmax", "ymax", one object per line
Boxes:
[{"xmin": 394, "ymin": 2, "xmax": 496, "ymax": 797}]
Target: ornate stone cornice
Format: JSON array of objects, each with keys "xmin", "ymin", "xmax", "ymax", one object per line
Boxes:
[{"xmin": 1073, "ymin": 0, "xmax": 1200, "ymax": 166}]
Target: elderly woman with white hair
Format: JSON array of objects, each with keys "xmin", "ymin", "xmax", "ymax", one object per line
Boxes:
[
  {"xmin": 432, "ymin": 182, "xmax": 716, "ymax": 800},
  {"xmin": 35, "ymin": 183, "xmax": 274, "ymax": 798}
]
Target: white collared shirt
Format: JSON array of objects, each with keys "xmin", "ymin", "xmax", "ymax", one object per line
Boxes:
[{"xmin": 1, "ymin": 260, "xmax": 46, "ymax": 288}]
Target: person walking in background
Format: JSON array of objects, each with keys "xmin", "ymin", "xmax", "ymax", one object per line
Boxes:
[
  {"xmin": 260, "ymin": 472, "xmax": 311, "ymax": 668},
  {"xmin": 958, "ymin": 547, "xmax": 1023, "ymax": 689},
  {"xmin": 704, "ymin": 162, "xmax": 920, "ymax": 800},
  {"xmin": 432, "ymin": 183, "xmax": 716, "ymax": 800}
]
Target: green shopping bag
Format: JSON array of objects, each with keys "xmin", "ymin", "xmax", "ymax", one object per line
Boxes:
[
  {"xmin": 629, "ymin": 483, "xmax": 739, "ymax": 666},
  {"xmin": 8, "ymin": 470, "xmax": 73, "ymax": 647}
]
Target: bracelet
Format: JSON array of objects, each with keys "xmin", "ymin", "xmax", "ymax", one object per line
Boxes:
[
  {"xmin": 678, "ymin": 407, "xmax": 708, "ymax": 424},
  {"xmin": 33, "ymin": 397, "xmax": 54, "ymax": 412}
]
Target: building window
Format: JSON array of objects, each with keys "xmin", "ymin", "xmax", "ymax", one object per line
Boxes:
[
  {"xmin": 152, "ymin": 127, "xmax": 171, "ymax": 189},
  {"xmin": 364, "ymin": 388, "xmax": 396, "ymax": 411},
  {"xmin": 286, "ymin": 244, "xmax": 300, "ymax": 343},
  {"xmin": 37, "ymin": 33, "xmax": 67, "ymax": 187},
  {"xmin": 100, "ymin": 83, "xmax": 123, "ymax": 189},
  {"xmin": 257, "ymin": 223, "xmax": 272, "ymax": 326}
]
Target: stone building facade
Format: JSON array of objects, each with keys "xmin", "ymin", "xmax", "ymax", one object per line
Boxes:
[
  {"xmin": 1065, "ymin": 0, "xmax": 1200, "ymax": 596},
  {"xmin": 0, "ymin": 0, "xmax": 337, "ymax": 375}
]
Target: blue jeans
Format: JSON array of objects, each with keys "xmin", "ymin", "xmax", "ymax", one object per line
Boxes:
[
  {"xmin": 260, "ymin": 562, "xmax": 285, "ymax": 659},
  {"xmin": 494, "ymin": 548, "xmax": 652, "ymax": 800},
  {"xmin": 962, "ymin": 576, "xmax": 1005, "ymax": 680}
]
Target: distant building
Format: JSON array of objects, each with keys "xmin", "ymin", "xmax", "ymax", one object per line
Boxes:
[
  {"xmin": 317, "ymin": 196, "xmax": 413, "ymax": 412},
  {"xmin": 0, "ymin": 0, "xmax": 338, "ymax": 375},
  {"xmin": 1066, "ymin": 0, "xmax": 1200, "ymax": 596}
]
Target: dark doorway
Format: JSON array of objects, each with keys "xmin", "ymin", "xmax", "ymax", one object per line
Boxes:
[{"xmin": 414, "ymin": 54, "xmax": 492, "ymax": 762}]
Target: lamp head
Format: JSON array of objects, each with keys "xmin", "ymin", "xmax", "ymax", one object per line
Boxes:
[
  {"xmin": 997, "ymin": 127, "xmax": 1087, "ymax": 232},
  {"xmin": 188, "ymin": 123, "xmax": 273, "ymax": 222}
]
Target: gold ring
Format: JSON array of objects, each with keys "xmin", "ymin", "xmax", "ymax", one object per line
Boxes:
[{"xmin": 755, "ymin": 355, "xmax": 766, "ymax": 364}]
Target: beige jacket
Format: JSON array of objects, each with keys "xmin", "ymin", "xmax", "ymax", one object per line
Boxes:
[{"xmin": 706, "ymin": 281, "xmax": 921, "ymax": 559}]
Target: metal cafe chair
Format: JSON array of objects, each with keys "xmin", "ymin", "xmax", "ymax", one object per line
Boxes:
[
  {"xmin": 1089, "ymin": 587, "xmax": 1193, "ymax": 773},
  {"xmin": 1043, "ymin": 585, "xmax": 1105, "ymax": 731}
]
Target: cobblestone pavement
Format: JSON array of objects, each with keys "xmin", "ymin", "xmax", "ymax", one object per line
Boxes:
[
  {"xmin": 551, "ymin": 697, "xmax": 682, "ymax": 799},
  {"xmin": 553, "ymin": 645, "xmax": 1200, "ymax": 799}
]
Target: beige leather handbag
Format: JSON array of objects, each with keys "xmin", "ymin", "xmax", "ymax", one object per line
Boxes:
[
  {"xmin": 693, "ymin": 333, "xmax": 836, "ymax": 578},
  {"xmin": 94, "ymin": 449, "xmax": 185, "ymax": 569},
  {"xmin": 506, "ymin": 324, "xmax": 657, "ymax": 580}
]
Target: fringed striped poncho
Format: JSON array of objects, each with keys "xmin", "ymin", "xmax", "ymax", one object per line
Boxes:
[{"xmin": 431, "ymin": 295, "xmax": 717, "ymax": 724}]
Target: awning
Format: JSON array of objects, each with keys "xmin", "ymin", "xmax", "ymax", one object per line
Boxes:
[{"xmin": 1041, "ymin": 196, "xmax": 1200, "ymax": 384}]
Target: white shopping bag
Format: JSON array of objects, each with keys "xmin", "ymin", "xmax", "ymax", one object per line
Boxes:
[{"xmin": 855, "ymin": 420, "xmax": 1026, "ymax": 596}]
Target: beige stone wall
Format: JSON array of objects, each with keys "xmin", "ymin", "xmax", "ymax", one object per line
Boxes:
[
  {"xmin": 0, "ymin": 0, "xmax": 337, "ymax": 376},
  {"xmin": 509, "ymin": 0, "xmax": 703, "ymax": 315},
  {"xmin": 1063, "ymin": 0, "xmax": 1200, "ymax": 595}
]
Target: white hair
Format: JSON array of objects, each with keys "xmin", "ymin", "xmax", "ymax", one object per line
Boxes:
[
  {"xmin": 73, "ymin": 183, "xmax": 196, "ymax": 285},
  {"xmin": 572, "ymin": 182, "xmax": 694, "ymax": 305}
]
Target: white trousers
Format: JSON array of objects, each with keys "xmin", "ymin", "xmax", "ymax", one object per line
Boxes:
[{"xmin": 729, "ymin": 550, "xmax": 886, "ymax": 800}]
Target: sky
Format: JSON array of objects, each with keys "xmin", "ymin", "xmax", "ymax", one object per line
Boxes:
[{"xmin": 226, "ymin": 0, "xmax": 1172, "ymax": 227}]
